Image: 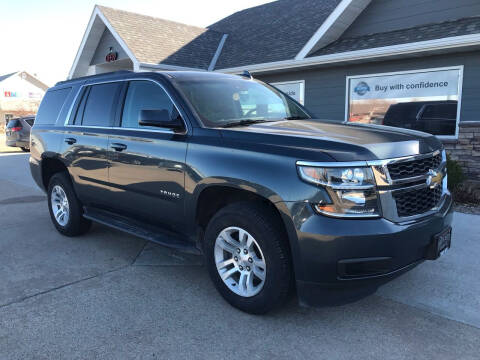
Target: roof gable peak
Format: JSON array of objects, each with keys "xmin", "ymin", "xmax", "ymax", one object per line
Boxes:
[{"xmin": 295, "ymin": 0, "xmax": 372, "ymax": 60}]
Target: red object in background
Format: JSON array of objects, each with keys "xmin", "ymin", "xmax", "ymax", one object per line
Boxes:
[
  {"xmin": 106, "ymin": 51, "xmax": 118, "ymax": 62},
  {"xmin": 4, "ymin": 91, "xmax": 11, "ymax": 97}
]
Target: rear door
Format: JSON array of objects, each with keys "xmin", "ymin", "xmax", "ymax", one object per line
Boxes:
[
  {"xmin": 107, "ymin": 80, "xmax": 188, "ymax": 231},
  {"xmin": 61, "ymin": 81, "xmax": 122, "ymax": 206}
]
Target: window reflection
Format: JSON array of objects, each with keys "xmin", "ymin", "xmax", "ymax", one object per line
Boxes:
[{"xmin": 348, "ymin": 96, "xmax": 458, "ymax": 136}]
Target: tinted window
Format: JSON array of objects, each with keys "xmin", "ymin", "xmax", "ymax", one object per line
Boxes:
[
  {"xmin": 71, "ymin": 87, "xmax": 90, "ymax": 125},
  {"xmin": 35, "ymin": 88, "xmax": 71, "ymax": 125},
  {"xmin": 383, "ymin": 103, "xmax": 423, "ymax": 128},
  {"xmin": 418, "ymin": 102, "xmax": 457, "ymax": 136},
  {"xmin": 175, "ymin": 78, "xmax": 309, "ymax": 127},
  {"xmin": 121, "ymin": 81, "xmax": 175, "ymax": 129},
  {"xmin": 421, "ymin": 103, "xmax": 457, "ymax": 120},
  {"xmin": 25, "ymin": 118, "xmax": 35, "ymax": 126},
  {"xmin": 82, "ymin": 82, "xmax": 121, "ymax": 126},
  {"xmin": 6, "ymin": 119, "xmax": 21, "ymax": 128}
]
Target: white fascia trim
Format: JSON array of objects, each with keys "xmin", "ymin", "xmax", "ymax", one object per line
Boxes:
[
  {"xmin": 208, "ymin": 34, "xmax": 229, "ymax": 71},
  {"xmin": 139, "ymin": 62, "xmax": 206, "ymax": 72},
  {"xmin": 296, "ymin": 0, "xmax": 364, "ymax": 60},
  {"xmin": 68, "ymin": 6, "xmax": 140, "ymax": 79},
  {"xmin": 218, "ymin": 33, "xmax": 480, "ymax": 74},
  {"xmin": 68, "ymin": 7, "xmax": 98, "ymax": 79}
]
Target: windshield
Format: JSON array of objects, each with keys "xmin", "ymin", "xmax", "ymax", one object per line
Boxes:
[{"xmin": 174, "ymin": 77, "xmax": 310, "ymax": 127}]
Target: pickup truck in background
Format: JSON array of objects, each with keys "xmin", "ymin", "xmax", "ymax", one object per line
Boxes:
[{"xmin": 29, "ymin": 71, "xmax": 453, "ymax": 314}]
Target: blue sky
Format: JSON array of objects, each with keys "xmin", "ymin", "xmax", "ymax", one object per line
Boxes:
[{"xmin": 0, "ymin": 0, "xmax": 271, "ymax": 85}]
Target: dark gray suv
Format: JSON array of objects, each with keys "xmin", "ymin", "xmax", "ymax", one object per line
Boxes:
[
  {"xmin": 29, "ymin": 71, "xmax": 453, "ymax": 314},
  {"xmin": 5, "ymin": 116, "xmax": 35, "ymax": 151}
]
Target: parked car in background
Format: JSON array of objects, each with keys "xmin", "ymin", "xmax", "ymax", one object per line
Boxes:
[
  {"xmin": 30, "ymin": 71, "xmax": 452, "ymax": 314},
  {"xmin": 383, "ymin": 101, "xmax": 457, "ymax": 136},
  {"xmin": 5, "ymin": 116, "xmax": 35, "ymax": 151}
]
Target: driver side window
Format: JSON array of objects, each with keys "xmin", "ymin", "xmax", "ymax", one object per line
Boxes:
[{"xmin": 121, "ymin": 81, "xmax": 175, "ymax": 129}]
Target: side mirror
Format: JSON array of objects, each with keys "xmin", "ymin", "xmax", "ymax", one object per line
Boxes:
[{"xmin": 138, "ymin": 109, "xmax": 184, "ymax": 130}]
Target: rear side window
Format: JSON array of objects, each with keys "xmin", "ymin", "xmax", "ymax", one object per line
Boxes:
[
  {"xmin": 121, "ymin": 81, "xmax": 174, "ymax": 129},
  {"xmin": 35, "ymin": 88, "xmax": 71, "ymax": 125},
  {"xmin": 81, "ymin": 82, "xmax": 122, "ymax": 126},
  {"xmin": 6, "ymin": 119, "xmax": 21, "ymax": 128},
  {"xmin": 421, "ymin": 104, "xmax": 457, "ymax": 120},
  {"xmin": 25, "ymin": 118, "xmax": 35, "ymax": 126}
]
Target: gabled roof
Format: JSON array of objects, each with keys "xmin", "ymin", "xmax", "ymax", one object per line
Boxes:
[
  {"xmin": 0, "ymin": 71, "xmax": 49, "ymax": 89},
  {"xmin": 70, "ymin": 1, "xmax": 359, "ymax": 77},
  {"xmin": 98, "ymin": 6, "xmax": 223, "ymax": 69},
  {"xmin": 70, "ymin": 1, "xmax": 480, "ymax": 78},
  {"xmin": 310, "ymin": 16, "xmax": 480, "ymax": 57},
  {"xmin": 0, "ymin": 72, "xmax": 17, "ymax": 83},
  {"xmin": 209, "ymin": 0, "xmax": 344, "ymax": 69}
]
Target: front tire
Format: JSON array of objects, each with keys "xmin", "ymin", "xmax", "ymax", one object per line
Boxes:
[
  {"xmin": 47, "ymin": 172, "xmax": 91, "ymax": 236},
  {"xmin": 204, "ymin": 202, "xmax": 292, "ymax": 314}
]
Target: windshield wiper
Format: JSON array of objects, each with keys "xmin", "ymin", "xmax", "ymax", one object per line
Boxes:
[
  {"xmin": 284, "ymin": 116, "xmax": 309, "ymax": 120},
  {"xmin": 220, "ymin": 119, "xmax": 271, "ymax": 128}
]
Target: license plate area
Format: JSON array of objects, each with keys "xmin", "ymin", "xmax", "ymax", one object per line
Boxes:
[{"xmin": 426, "ymin": 227, "xmax": 452, "ymax": 260}]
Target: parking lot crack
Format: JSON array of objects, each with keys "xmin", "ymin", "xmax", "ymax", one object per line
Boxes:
[
  {"xmin": 375, "ymin": 294, "xmax": 480, "ymax": 331},
  {"xmin": 131, "ymin": 241, "xmax": 148, "ymax": 265},
  {"xmin": 0, "ymin": 265, "xmax": 129, "ymax": 310}
]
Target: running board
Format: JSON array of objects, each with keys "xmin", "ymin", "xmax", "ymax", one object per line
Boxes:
[{"xmin": 83, "ymin": 207, "xmax": 202, "ymax": 255}]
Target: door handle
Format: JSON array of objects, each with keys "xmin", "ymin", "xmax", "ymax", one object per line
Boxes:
[
  {"xmin": 111, "ymin": 143, "xmax": 127, "ymax": 152},
  {"xmin": 64, "ymin": 137, "xmax": 77, "ymax": 145}
]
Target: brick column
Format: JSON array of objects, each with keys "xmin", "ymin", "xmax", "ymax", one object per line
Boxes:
[{"xmin": 443, "ymin": 121, "xmax": 480, "ymax": 180}]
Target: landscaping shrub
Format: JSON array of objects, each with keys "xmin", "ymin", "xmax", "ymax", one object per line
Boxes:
[{"xmin": 446, "ymin": 154, "xmax": 465, "ymax": 191}]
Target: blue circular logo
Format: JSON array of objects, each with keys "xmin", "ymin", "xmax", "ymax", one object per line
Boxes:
[{"xmin": 354, "ymin": 81, "xmax": 371, "ymax": 96}]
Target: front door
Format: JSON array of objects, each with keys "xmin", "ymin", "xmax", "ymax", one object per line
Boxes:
[{"xmin": 107, "ymin": 80, "xmax": 188, "ymax": 231}]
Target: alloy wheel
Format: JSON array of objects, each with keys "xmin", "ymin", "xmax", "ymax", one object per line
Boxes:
[
  {"xmin": 51, "ymin": 185, "xmax": 70, "ymax": 226},
  {"xmin": 214, "ymin": 226, "xmax": 267, "ymax": 297}
]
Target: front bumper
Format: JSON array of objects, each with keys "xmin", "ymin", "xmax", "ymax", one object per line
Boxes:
[{"xmin": 283, "ymin": 194, "xmax": 453, "ymax": 306}]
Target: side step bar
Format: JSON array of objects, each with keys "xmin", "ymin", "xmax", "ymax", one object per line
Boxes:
[{"xmin": 83, "ymin": 207, "xmax": 202, "ymax": 255}]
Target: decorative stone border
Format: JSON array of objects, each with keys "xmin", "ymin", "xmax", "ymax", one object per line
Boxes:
[{"xmin": 443, "ymin": 121, "xmax": 480, "ymax": 180}]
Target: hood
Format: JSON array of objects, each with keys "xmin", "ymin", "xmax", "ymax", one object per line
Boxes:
[{"xmin": 219, "ymin": 119, "xmax": 442, "ymax": 162}]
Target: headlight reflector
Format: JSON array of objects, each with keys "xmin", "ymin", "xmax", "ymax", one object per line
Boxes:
[
  {"xmin": 298, "ymin": 166, "xmax": 375, "ymax": 188},
  {"xmin": 297, "ymin": 165, "xmax": 380, "ymax": 218}
]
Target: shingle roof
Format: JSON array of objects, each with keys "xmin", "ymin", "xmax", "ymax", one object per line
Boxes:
[
  {"xmin": 309, "ymin": 16, "xmax": 480, "ymax": 57},
  {"xmin": 0, "ymin": 72, "xmax": 17, "ymax": 83},
  {"xmin": 98, "ymin": 6, "xmax": 223, "ymax": 69},
  {"xmin": 210, "ymin": 0, "xmax": 342, "ymax": 69}
]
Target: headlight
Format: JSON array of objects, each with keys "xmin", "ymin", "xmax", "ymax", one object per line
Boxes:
[{"xmin": 297, "ymin": 165, "xmax": 380, "ymax": 218}]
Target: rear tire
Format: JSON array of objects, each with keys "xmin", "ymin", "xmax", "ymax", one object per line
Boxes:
[
  {"xmin": 47, "ymin": 172, "xmax": 92, "ymax": 236},
  {"xmin": 204, "ymin": 202, "xmax": 292, "ymax": 314}
]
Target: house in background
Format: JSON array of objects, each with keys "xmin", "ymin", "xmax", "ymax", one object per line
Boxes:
[
  {"xmin": 69, "ymin": 0, "xmax": 480, "ymax": 179},
  {"xmin": 0, "ymin": 71, "xmax": 48, "ymax": 130}
]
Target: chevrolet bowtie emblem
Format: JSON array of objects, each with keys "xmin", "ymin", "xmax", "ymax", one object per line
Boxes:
[{"xmin": 426, "ymin": 169, "xmax": 443, "ymax": 189}]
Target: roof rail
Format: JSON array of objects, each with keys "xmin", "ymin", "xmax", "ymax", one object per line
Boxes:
[
  {"xmin": 55, "ymin": 70, "xmax": 133, "ymax": 86},
  {"xmin": 240, "ymin": 70, "xmax": 253, "ymax": 79}
]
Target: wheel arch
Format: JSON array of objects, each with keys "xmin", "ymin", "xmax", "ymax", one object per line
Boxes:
[
  {"xmin": 40, "ymin": 153, "xmax": 71, "ymax": 191},
  {"xmin": 193, "ymin": 183, "xmax": 304, "ymax": 281}
]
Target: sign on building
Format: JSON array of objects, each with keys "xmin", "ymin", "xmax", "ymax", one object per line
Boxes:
[
  {"xmin": 272, "ymin": 80, "xmax": 305, "ymax": 105},
  {"xmin": 346, "ymin": 67, "xmax": 463, "ymax": 138}
]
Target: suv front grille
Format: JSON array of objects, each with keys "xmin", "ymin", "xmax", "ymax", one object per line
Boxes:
[
  {"xmin": 393, "ymin": 186, "xmax": 443, "ymax": 217},
  {"xmin": 387, "ymin": 153, "xmax": 442, "ymax": 180}
]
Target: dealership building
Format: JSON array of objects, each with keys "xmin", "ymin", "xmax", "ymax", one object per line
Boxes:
[
  {"xmin": 69, "ymin": 0, "xmax": 480, "ymax": 179},
  {"xmin": 0, "ymin": 71, "xmax": 48, "ymax": 129}
]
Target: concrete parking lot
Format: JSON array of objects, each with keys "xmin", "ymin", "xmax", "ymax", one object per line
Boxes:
[{"xmin": 0, "ymin": 152, "xmax": 479, "ymax": 360}]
